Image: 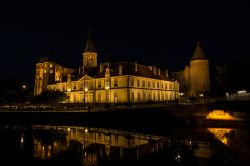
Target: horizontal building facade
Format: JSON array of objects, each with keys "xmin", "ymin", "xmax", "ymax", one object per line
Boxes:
[{"xmin": 34, "ymin": 31, "xmax": 179, "ymax": 103}]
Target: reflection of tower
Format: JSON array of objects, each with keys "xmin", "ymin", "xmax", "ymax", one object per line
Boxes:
[
  {"xmin": 190, "ymin": 42, "xmax": 210, "ymax": 97},
  {"xmin": 83, "ymin": 29, "xmax": 97, "ymax": 68}
]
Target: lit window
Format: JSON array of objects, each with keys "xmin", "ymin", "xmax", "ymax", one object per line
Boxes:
[
  {"xmin": 44, "ymin": 70, "xmax": 47, "ymax": 73},
  {"xmin": 50, "ymin": 70, "xmax": 53, "ymax": 73},
  {"xmin": 142, "ymin": 80, "xmax": 145, "ymax": 87},
  {"xmin": 50, "ymin": 64, "xmax": 53, "ymax": 68},
  {"xmin": 148, "ymin": 81, "xmax": 151, "ymax": 87}
]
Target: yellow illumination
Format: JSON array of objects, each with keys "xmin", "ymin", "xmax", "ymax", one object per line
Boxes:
[
  {"xmin": 206, "ymin": 110, "xmax": 236, "ymax": 120},
  {"xmin": 207, "ymin": 128, "xmax": 233, "ymax": 146}
]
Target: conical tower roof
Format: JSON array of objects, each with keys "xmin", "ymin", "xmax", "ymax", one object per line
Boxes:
[
  {"xmin": 191, "ymin": 42, "xmax": 206, "ymax": 61},
  {"xmin": 84, "ymin": 28, "xmax": 96, "ymax": 53}
]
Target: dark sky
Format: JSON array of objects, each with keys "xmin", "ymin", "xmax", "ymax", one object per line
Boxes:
[{"xmin": 0, "ymin": 1, "xmax": 250, "ymax": 86}]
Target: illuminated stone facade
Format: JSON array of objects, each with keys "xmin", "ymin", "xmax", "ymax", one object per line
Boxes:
[
  {"xmin": 34, "ymin": 32, "xmax": 179, "ymax": 103},
  {"xmin": 175, "ymin": 42, "xmax": 210, "ymax": 99}
]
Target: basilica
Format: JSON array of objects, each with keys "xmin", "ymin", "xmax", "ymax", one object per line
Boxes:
[{"xmin": 34, "ymin": 31, "xmax": 209, "ymax": 104}]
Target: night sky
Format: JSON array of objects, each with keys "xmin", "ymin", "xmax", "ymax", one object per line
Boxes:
[{"xmin": 0, "ymin": 1, "xmax": 250, "ymax": 86}]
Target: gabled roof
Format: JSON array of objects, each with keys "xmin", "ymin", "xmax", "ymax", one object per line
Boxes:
[{"xmin": 191, "ymin": 42, "xmax": 206, "ymax": 61}]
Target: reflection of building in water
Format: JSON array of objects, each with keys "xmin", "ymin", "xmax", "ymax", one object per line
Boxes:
[
  {"xmin": 33, "ymin": 129, "xmax": 68, "ymax": 159},
  {"xmin": 207, "ymin": 128, "xmax": 234, "ymax": 145},
  {"xmin": 32, "ymin": 125, "xmax": 169, "ymax": 164}
]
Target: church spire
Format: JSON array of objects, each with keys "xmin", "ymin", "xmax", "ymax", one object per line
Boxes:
[
  {"xmin": 84, "ymin": 27, "xmax": 96, "ymax": 53},
  {"xmin": 83, "ymin": 27, "xmax": 98, "ymax": 67},
  {"xmin": 190, "ymin": 41, "xmax": 206, "ymax": 61}
]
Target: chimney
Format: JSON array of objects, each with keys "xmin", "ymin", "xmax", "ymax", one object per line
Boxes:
[
  {"xmin": 158, "ymin": 68, "xmax": 161, "ymax": 76},
  {"xmin": 119, "ymin": 65, "xmax": 123, "ymax": 75},
  {"xmin": 134, "ymin": 61, "xmax": 138, "ymax": 72},
  {"xmin": 100, "ymin": 63, "xmax": 104, "ymax": 74},
  {"xmin": 165, "ymin": 70, "xmax": 168, "ymax": 78},
  {"xmin": 148, "ymin": 66, "xmax": 152, "ymax": 71},
  {"xmin": 153, "ymin": 66, "xmax": 156, "ymax": 75}
]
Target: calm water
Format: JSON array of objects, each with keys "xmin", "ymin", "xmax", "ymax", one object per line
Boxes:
[{"xmin": 1, "ymin": 122, "xmax": 250, "ymax": 166}]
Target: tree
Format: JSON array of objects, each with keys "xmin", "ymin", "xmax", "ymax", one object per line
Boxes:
[{"xmin": 32, "ymin": 90, "xmax": 68, "ymax": 105}]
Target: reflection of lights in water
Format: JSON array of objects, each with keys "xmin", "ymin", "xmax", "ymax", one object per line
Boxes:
[
  {"xmin": 206, "ymin": 110, "xmax": 236, "ymax": 120},
  {"xmin": 175, "ymin": 154, "xmax": 181, "ymax": 162},
  {"xmin": 20, "ymin": 134, "xmax": 24, "ymax": 144},
  {"xmin": 207, "ymin": 128, "xmax": 234, "ymax": 146}
]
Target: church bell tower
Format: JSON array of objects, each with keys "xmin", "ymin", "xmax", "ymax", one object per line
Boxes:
[{"xmin": 83, "ymin": 29, "xmax": 97, "ymax": 68}]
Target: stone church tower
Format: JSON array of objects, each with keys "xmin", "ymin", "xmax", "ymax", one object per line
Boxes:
[
  {"xmin": 83, "ymin": 29, "xmax": 97, "ymax": 68},
  {"xmin": 190, "ymin": 42, "xmax": 210, "ymax": 97}
]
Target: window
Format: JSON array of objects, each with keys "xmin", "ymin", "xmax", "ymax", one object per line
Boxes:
[
  {"xmin": 131, "ymin": 92, "xmax": 134, "ymax": 101},
  {"xmin": 89, "ymin": 81, "xmax": 93, "ymax": 89},
  {"xmin": 44, "ymin": 70, "xmax": 47, "ymax": 73},
  {"xmin": 98, "ymin": 80, "xmax": 101, "ymax": 88},
  {"xmin": 105, "ymin": 80, "xmax": 110, "ymax": 89},
  {"xmin": 137, "ymin": 79, "xmax": 140, "ymax": 87},
  {"xmin": 165, "ymin": 83, "xmax": 168, "ymax": 89},
  {"xmin": 161, "ymin": 83, "xmax": 163, "ymax": 89},
  {"xmin": 157, "ymin": 82, "xmax": 159, "ymax": 88},
  {"xmin": 153, "ymin": 81, "xmax": 155, "ymax": 88},
  {"xmin": 50, "ymin": 70, "xmax": 53, "ymax": 73},
  {"xmin": 50, "ymin": 64, "xmax": 53, "ymax": 68},
  {"xmin": 169, "ymin": 83, "xmax": 172, "ymax": 90},
  {"xmin": 105, "ymin": 92, "xmax": 109, "ymax": 102},
  {"xmin": 114, "ymin": 78, "xmax": 118, "ymax": 87},
  {"xmin": 98, "ymin": 93, "xmax": 101, "ymax": 102},
  {"xmin": 142, "ymin": 80, "xmax": 145, "ymax": 87},
  {"xmin": 130, "ymin": 78, "xmax": 134, "ymax": 86},
  {"xmin": 148, "ymin": 81, "xmax": 151, "ymax": 88},
  {"xmin": 73, "ymin": 83, "xmax": 76, "ymax": 90}
]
